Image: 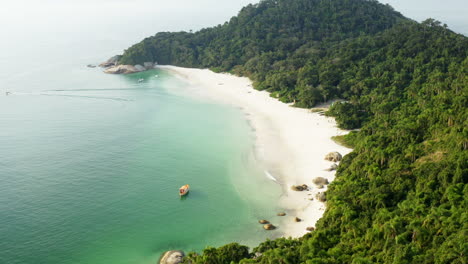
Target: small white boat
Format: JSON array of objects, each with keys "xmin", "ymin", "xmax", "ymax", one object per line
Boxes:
[
  {"xmin": 138, "ymin": 78, "xmax": 144, "ymax": 82},
  {"xmin": 179, "ymin": 184, "xmax": 190, "ymax": 196}
]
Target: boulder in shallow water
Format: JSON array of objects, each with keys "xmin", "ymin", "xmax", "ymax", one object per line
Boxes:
[
  {"xmin": 259, "ymin": 219, "xmax": 269, "ymax": 224},
  {"xmin": 263, "ymin": 224, "xmax": 276, "ymax": 230},
  {"xmin": 294, "ymin": 217, "xmax": 302, "ymax": 222},
  {"xmin": 325, "ymin": 152, "xmax": 342, "ymax": 162},
  {"xmin": 159, "ymin": 250, "xmax": 184, "ymax": 264},
  {"xmin": 277, "ymin": 212, "xmax": 286, "ymax": 216}
]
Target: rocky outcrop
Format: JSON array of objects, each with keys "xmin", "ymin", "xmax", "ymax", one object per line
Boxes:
[
  {"xmin": 259, "ymin": 220, "xmax": 269, "ymax": 224},
  {"xmin": 99, "ymin": 55, "xmax": 122, "ymax": 68},
  {"xmin": 263, "ymin": 224, "xmax": 276, "ymax": 230},
  {"xmin": 104, "ymin": 65, "xmax": 141, "ymax": 74},
  {"xmin": 325, "ymin": 152, "xmax": 342, "ymax": 162},
  {"xmin": 159, "ymin": 250, "xmax": 184, "ymax": 264},
  {"xmin": 291, "ymin": 184, "xmax": 308, "ymax": 191},
  {"xmin": 99, "ymin": 56, "xmax": 157, "ymax": 74}
]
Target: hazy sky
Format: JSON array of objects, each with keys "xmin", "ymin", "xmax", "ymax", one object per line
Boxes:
[
  {"xmin": 0, "ymin": 0, "xmax": 466, "ymax": 57},
  {"xmin": 380, "ymin": 0, "xmax": 468, "ymax": 34}
]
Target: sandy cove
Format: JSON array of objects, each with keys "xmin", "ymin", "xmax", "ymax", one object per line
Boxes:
[{"xmin": 158, "ymin": 65, "xmax": 352, "ymax": 238}]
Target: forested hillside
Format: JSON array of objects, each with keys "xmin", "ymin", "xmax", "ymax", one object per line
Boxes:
[{"xmin": 121, "ymin": 0, "xmax": 467, "ymax": 263}]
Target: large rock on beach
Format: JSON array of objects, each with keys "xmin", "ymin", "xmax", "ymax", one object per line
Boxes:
[
  {"xmin": 263, "ymin": 224, "xmax": 276, "ymax": 230},
  {"xmin": 291, "ymin": 184, "xmax": 308, "ymax": 191},
  {"xmin": 294, "ymin": 217, "xmax": 302, "ymax": 222},
  {"xmin": 325, "ymin": 152, "xmax": 342, "ymax": 162},
  {"xmin": 306, "ymin": 226, "xmax": 315, "ymax": 231},
  {"xmin": 313, "ymin": 177, "xmax": 329, "ymax": 185},
  {"xmin": 159, "ymin": 250, "xmax": 185, "ymax": 264},
  {"xmin": 104, "ymin": 65, "xmax": 140, "ymax": 74}
]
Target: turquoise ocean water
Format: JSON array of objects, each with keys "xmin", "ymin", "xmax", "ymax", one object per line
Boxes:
[{"xmin": 0, "ymin": 21, "xmax": 281, "ymax": 264}]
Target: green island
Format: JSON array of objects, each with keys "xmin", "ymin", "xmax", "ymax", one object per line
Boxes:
[{"xmin": 120, "ymin": 0, "xmax": 467, "ymax": 263}]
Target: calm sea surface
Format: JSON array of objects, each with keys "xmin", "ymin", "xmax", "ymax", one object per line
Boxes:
[{"xmin": 0, "ymin": 4, "xmax": 282, "ymax": 262}]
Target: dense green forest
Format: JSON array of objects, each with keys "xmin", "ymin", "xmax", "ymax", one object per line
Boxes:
[{"xmin": 121, "ymin": 0, "xmax": 467, "ymax": 263}]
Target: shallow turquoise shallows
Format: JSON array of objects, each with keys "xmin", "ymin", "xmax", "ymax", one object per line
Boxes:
[{"xmin": 0, "ymin": 66, "xmax": 282, "ymax": 264}]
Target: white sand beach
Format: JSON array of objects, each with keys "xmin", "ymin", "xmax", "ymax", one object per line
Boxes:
[{"xmin": 159, "ymin": 65, "xmax": 352, "ymax": 238}]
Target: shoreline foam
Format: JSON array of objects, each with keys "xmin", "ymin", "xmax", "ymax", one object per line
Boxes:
[{"xmin": 159, "ymin": 65, "xmax": 352, "ymax": 238}]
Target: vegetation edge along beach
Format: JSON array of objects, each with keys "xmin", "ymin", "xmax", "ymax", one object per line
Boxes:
[{"xmin": 105, "ymin": 0, "xmax": 467, "ymax": 263}]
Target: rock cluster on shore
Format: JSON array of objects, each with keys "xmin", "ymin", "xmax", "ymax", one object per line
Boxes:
[{"xmin": 99, "ymin": 55, "xmax": 157, "ymax": 74}]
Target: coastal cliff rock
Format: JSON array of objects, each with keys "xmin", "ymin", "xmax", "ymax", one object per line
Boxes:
[
  {"xmin": 144, "ymin": 62, "xmax": 154, "ymax": 68},
  {"xmin": 134, "ymin": 64, "xmax": 146, "ymax": 71},
  {"xmin": 99, "ymin": 55, "xmax": 122, "ymax": 68},
  {"xmin": 316, "ymin": 192, "xmax": 326, "ymax": 202},
  {"xmin": 158, "ymin": 250, "xmax": 184, "ymax": 264},
  {"xmin": 325, "ymin": 152, "xmax": 342, "ymax": 162},
  {"xmin": 100, "ymin": 58, "xmax": 157, "ymax": 74},
  {"xmin": 104, "ymin": 65, "xmax": 141, "ymax": 74}
]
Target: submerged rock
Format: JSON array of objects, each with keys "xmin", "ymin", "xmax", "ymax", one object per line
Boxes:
[
  {"xmin": 325, "ymin": 152, "xmax": 342, "ymax": 162},
  {"xmin": 263, "ymin": 224, "xmax": 276, "ymax": 230},
  {"xmin": 259, "ymin": 219, "xmax": 269, "ymax": 224},
  {"xmin": 159, "ymin": 250, "xmax": 184, "ymax": 264}
]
